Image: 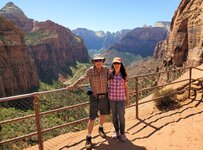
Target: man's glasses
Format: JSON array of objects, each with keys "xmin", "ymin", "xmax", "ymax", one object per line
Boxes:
[
  {"xmin": 94, "ymin": 59, "xmax": 103, "ymax": 62},
  {"xmin": 113, "ymin": 62, "xmax": 121, "ymax": 65}
]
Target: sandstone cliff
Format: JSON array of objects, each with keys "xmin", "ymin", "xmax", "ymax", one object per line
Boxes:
[
  {"xmin": 165, "ymin": 0, "xmax": 203, "ymax": 67},
  {"xmin": 140, "ymin": 0, "xmax": 203, "ymax": 85},
  {"xmin": 0, "ymin": 17, "xmax": 39, "ymax": 98},
  {"xmin": 0, "ymin": 2, "xmax": 89, "ymax": 83},
  {"xmin": 109, "ymin": 27, "xmax": 168, "ymax": 57},
  {"xmin": 26, "ymin": 20, "xmax": 89, "ymax": 83}
]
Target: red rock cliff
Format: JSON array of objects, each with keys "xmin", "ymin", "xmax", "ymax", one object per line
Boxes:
[
  {"xmin": 27, "ymin": 20, "xmax": 89, "ymax": 83},
  {"xmin": 0, "ymin": 17, "xmax": 39, "ymax": 98},
  {"xmin": 0, "ymin": 2, "xmax": 89, "ymax": 83},
  {"xmin": 166, "ymin": 0, "xmax": 203, "ymax": 67}
]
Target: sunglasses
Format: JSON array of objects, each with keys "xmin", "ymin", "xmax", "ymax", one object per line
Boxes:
[
  {"xmin": 113, "ymin": 62, "xmax": 121, "ymax": 65},
  {"xmin": 94, "ymin": 59, "xmax": 103, "ymax": 62}
]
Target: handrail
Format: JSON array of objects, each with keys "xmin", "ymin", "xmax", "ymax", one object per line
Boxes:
[
  {"xmin": 0, "ymin": 84, "xmax": 89, "ymax": 102},
  {"xmin": 0, "ymin": 132, "xmax": 37, "ymax": 145},
  {"xmin": 138, "ymin": 79, "xmax": 189, "ymax": 93},
  {"xmin": 130, "ymin": 67, "xmax": 188, "ymax": 78},
  {"xmin": 191, "ymin": 67, "xmax": 203, "ymax": 72},
  {"xmin": 0, "ymin": 67, "xmax": 188, "ymax": 102},
  {"xmin": 0, "ymin": 114, "xmax": 35, "ymax": 125},
  {"xmin": 39, "ymin": 101, "xmax": 89, "ymax": 116}
]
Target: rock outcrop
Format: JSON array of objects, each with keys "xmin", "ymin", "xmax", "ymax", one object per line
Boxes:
[
  {"xmin": 0, "ymin": 17, "xmax": 39, "ymax": 98},
  {"xmin": 109, "ymin": 27, "xmax": 168, "ymax": 57},
  {"xmin": 0, "ymin": 2, "xmax": 89, "ymax": 83},
  {"xmin": 27, "ymin": 20, "xmax": 89, "ymax": 83},
  {"xmin": 0, "ymin": 2, "xmax": 34, "ymax": 32},
  {"xmin": 165, "ymin": 0, "xmax": 203, "ymax": 67}
]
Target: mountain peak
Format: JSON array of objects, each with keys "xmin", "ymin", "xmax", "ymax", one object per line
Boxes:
[
  {"xmin": 153, "ymin": 21, "xmax": 170, "ymax": 31},
  {"xmin": 0, "ymin": 2, "xmax": 24, "ymax": 14},
  {"xmin": 5, "ymin": 2, "xmax": 15, "ymax": 7}
]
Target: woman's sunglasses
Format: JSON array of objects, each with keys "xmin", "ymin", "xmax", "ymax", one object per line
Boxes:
[{"xmin": 113, "ymin": 62, "xmax": 121, "ymax": 65}]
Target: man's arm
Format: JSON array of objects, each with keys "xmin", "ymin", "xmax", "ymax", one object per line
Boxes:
[{"xmin": 67, "ymin": 72, "xmax": 88, "ymax": 90}]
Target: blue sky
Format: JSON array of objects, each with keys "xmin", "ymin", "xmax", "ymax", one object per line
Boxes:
[{"xmin": 0, "ymin": 0, "xmax": 180, "ymax": 32}]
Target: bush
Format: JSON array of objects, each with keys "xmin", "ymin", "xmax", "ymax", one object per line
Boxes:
[{"xmin": 153, "ymin": 88, "xmax": 179, "ymax": 111}]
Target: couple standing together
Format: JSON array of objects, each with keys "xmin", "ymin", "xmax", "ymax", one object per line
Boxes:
[{"xmin": 67, "ymin": 54, "xmax": 129, "ymax": 149}]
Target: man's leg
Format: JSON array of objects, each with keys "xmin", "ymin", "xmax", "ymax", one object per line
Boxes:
[
  {"xmin": 88, "ymin": 119, "xmax": 95, "ymax": 135},
  {"xmin": 98, "ymin": 95, "xmax": 110, "ymax": 138},
  {"xmin": 98, "ymin": 115, "xmax": 106, "ymax": 138},
  {"xmin": 99, "ymin": 115, "xmax": 105, "ymax": 126},
  {"xmin": 86, "ymin": 95, "xmax": 98, "ymax": 149}
]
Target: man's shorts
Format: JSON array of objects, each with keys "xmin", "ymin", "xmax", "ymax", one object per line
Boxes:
[{"xmin": 89, "ymin": 94, "xmax": 110, "ymax": 120}]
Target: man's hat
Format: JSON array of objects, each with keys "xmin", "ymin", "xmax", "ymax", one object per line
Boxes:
[{"xmin": 91, "ymin": 54, "xmax": 106, "ymax": 62}]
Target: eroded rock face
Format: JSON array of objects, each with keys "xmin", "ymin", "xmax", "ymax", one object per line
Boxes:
[
  {"xmin": 0, "ymin": 17, "xmax": 39, "ymax": 98},
  {"xmin": 166, "ymin": 0, "xmax": 203, "ymax": 67},
  {"xmin": 27, "ymin": 20, "xmax": 89, "ymax": 83},
  {"xmin": 109, "ymin": 27, "xmax": 168, "ymax": 57},
  {"xmin": 0, "ymin": 2, "xmax": 89, "ymax": 83},
  {"xmin": 153, "ymin": 40, "xmax": 167, "ymax": 59}
]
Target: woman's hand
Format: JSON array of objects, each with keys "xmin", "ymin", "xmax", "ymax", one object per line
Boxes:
[{"xmin": 125, "ymin": 99, "xmax": 130, "ymax": 106}]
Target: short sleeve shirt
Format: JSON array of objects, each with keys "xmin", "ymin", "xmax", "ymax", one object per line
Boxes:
[
  {"xmin": 108, "ymin": 73, "xmax": 126, "ymax": 101},
  {"xmin": 77, "ymin": 66, "xmax": 109, "ymax": 94}
]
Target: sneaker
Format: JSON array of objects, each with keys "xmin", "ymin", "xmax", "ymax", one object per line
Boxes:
[
  {"xmin": 85, "ymin": 136, "xmax": 92, "ymax": 149},
  {"xmin": 120, "ymin": 134, "xmax": 127, "ymax": 142},
  {"xmin": 98, "ymin": 126, "xmax": 106, "ymax": 138},
  {"xmin": 112, "ymin": 132, "xmax": 120, "ymax": 140}
]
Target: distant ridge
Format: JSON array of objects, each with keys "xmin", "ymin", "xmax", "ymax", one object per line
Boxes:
[{"xmin": 72, "ymin": 28, "xmax": 130, "ymax": 50}]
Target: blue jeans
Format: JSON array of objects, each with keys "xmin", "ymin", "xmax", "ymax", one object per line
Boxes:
[{"xmin": 110, "ymin": 101, "xmax": 125, "ymax": 134}]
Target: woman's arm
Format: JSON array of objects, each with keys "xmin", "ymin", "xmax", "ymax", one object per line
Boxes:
[{"xmin": 124, "ymin": 81, "xmax": 130, "ymax": 105}]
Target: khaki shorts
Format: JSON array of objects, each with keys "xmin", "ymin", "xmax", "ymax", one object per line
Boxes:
[{"xmin": 89, "ymin": 94, "xmax": 110, "ymax": 120}]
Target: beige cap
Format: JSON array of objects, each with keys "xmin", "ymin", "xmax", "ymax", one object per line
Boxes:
[{"xmin": 112, "ymin": 57, "xmax": 122, "ymax": 63}]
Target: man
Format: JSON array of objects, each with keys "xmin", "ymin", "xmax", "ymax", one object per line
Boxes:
[{"xmin": 67, "ymin": 54, "xmax": 110, "ymax": 149}]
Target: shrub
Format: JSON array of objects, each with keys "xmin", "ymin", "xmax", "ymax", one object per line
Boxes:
[{"xmin": 153, "ymin": 88, "xmax": 179, "ymax": 111}]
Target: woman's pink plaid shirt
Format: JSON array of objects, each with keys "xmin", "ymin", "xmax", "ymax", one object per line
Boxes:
[{"xmin": 108, "ymin": 73, "xmax": 127, "ymax": 101}]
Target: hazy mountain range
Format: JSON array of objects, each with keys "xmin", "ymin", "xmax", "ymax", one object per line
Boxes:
[{"xmin": 73, "ymin": 22, "xmax": 170, "ymax": 57}]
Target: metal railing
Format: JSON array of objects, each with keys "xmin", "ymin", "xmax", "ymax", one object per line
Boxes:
[{"xmin": 0, "ymin": 66, "xmax": 203, "ymax": 150}]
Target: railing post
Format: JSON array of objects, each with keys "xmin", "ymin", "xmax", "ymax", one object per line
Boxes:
[
  {"xmin": 135, "ymin": 77, "xmax": 139, "ymax": 119},
  {"xmin": 188, "ymin": 67, "xmax": 192, "ymax": 99},
  {"xmin": 33, "ymin": 94, "xmax": 43, "ymax": 150}
]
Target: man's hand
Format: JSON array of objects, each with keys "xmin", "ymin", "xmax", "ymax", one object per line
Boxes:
[{"xmin": 66, "ymin": 85, "xmax": 74, "ymax": 91}]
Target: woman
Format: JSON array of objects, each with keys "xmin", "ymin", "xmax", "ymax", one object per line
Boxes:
[{"xmin": 108, "ymin": 57, "xmax": 129, "ymax": 142}]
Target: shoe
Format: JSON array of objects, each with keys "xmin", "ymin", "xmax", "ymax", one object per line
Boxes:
[
  {"xmin": 85, "ymin": 136, "xmax": 92, "ymax": 149},
  {"xmin": 120, "ymin": 134, "xmax": 127, "ymax": 142},
  {"xmin": 98, "ymin": 126, "xmax": 106, "ymax": 138},
  {"xmin": 112, "ymin": 132, "xmax": 120, "ymax": 140}
]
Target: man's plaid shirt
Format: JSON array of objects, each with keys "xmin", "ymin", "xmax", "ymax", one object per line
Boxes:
[{"xmin": 73, "ymin": 66, "xmax": 109, "ymax": 94}]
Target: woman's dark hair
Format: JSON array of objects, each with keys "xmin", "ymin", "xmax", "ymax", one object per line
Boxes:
[{"xmin": 110, "ymin": 63, "xmax": 127, "ymax": 80}]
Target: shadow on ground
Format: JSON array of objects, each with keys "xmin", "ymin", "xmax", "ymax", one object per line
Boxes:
[
  {"xmin": 92, "ymin": 136, "xmax": 146, "ymax": 150},
  {"xmin": 127, "ymin": 98, "xmax": 203, "ymax": 141}
]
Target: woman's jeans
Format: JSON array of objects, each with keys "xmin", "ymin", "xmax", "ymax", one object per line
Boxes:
[{"xmin": 110, "ymin": 101, "xmax": 125, "ymax": 134}]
